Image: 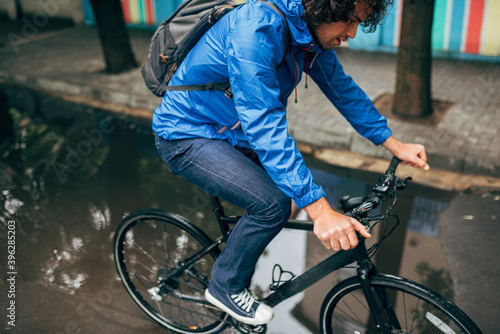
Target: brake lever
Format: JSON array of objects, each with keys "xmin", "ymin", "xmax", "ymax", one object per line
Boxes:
[
  {"xmin": 396, "ymin": 177, "xmax": 412, "ymax": 190},
  {"xmin": 358, "ymin": 217, "xmax": 372, "ymax": 234}
]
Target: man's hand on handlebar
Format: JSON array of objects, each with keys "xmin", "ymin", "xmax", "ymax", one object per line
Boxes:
[
  {"xmin": 382, "ymin": 135, "xmax": 430, "ymax": 171},
  {"xmin": 303, "ymin": 155, "xmax": 408, "ymax": 251},
  {"xmin": 304, "ymin": 197, "xmax": 371, "ymax": 251}
]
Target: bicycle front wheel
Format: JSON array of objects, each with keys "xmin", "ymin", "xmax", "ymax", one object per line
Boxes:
[
  {"xmin": 113, "ymin": 209, "xmax": 229, "ymax": 334},
  {"xmin": 320, "ymin": 274, "xmax": 481, "ymax": 334}
]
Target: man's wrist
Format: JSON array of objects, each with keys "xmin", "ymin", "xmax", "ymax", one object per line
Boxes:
[
  {"xmin": 381, "ymin": 135, "xmax": 401, "ymax": 156},
  {"xmin": 303, "ymin": 197, "xmax": 336, "ymax": 222}
]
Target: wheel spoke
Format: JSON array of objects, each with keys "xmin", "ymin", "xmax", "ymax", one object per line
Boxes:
[
  {"xmin": 403, "ymin": 290, "xmax": 408, "ymax": 331},
  {"xmin": 134, "ymin": 272, "xmax": 156, "ymax": 289},
  {"xmin": 133, "ymin": 221, "xmax": 161, "ymax": 265}
]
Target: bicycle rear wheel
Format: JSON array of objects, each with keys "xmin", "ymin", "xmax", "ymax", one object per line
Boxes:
[
  {"xmin": 113, "ymin": 209, "xmax": 229, "ymax": 334},
  {"xmin": 320, "ymin": 274, "xmax": 481, "ymax": 334}
]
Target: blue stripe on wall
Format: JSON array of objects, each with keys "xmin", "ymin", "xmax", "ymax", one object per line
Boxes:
[
  {"xmin": 448, "ymin": 0, "xmax": 465, "ymax": 52},
  {"xmin": 154, "ymin": 0, "xmax": 184, "ymax": 25},
  {"xmin": 380, "ymin": 1, "xmax": 397, "ymax": 47}
]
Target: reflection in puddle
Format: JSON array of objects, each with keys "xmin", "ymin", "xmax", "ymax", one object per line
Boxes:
[
  {"xmin": 0, "ymin": 92, "xmax": 455, "ymax": 333},
  {"xmin": 408, "ymin": 196, "xmax": 448, "ymax": 238},
  {"xmin": 3, "ymin": 189, "xmax": 25, "ymax": 214},
  {"xmin": 88, "ymin": 203, "xmax": 111, "ymax": 230},
  {"xmin": 41, "ymin": 238, "xmax": 89, "ymax": 295}
]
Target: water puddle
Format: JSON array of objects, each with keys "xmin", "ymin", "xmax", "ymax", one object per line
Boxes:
[{"xmin": 0, "ymin": 89, "xmax": 455, "ymax": 333}]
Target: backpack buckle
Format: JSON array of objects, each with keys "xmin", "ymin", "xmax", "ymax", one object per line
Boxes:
[
  {"xmin": 209, "ymin": 5, "xmax": 237, "ymax": 25},
  {"xmin": 159, "ymin": 54, "xmax": 170, "ymax": 64},
  {"xmin": 224, "ymin": 86, "xmax": 233, "ymax": 99}
]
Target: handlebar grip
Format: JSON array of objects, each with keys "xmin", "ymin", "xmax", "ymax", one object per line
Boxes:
[{"xmin": 388, "ymin": 156, "xmax": 401, "ymax": 173}]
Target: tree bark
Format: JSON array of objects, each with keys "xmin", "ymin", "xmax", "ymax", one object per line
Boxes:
[
  {"xmin": 393, "ymin": 0, "xmax": 435, "ymax": 118},
  {"xmin": 0, "ymin": 90, "xmax": 14, "ymax": 147},
  {"xmin": 89, "ymin": 0, "xmax": 137, "ymax": 74}
]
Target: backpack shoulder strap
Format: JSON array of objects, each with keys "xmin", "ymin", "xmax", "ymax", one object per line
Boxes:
[
  {"xmin": 165, "ymin": 0, "xmax": 291, "ymax": 96},
  {"xmin": 261, "ymin": 1, "xmax": 291, "ymax": 62}
]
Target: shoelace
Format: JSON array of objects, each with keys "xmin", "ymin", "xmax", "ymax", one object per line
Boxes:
[{"xmin": 231, "ymin": 290, "xmax": 254, "ymax": 312}]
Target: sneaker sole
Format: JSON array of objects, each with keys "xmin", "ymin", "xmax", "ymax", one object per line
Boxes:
[{"xmin": 204, "ymin": 289, "xmax": 273, "ymax": 326}]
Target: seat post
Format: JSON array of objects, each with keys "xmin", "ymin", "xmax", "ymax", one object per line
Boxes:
[
  {"xmin": 210, "ymin": 194, "xmax": 226, "ymax": 216},
  {"xmin": 210, "ymin": 194, "xmax": 231, "ymax": 240}
]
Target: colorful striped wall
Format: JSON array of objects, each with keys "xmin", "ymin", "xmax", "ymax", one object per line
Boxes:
[
  {"xmin": 120, "ymin": 0, "xmax": 155, "ymax": 25},
  {"xmin": 120, "ymin": 0, "xmax": 185, "ymax": 27},
  {"xmin": 352, "ymin": 0, "xmax": 500, "ymax": 59},
  {"xmin": 82, "ymin": 0, "xmax": 183, "ymax": 27},
  {"xmin": 82, "ymin": 0, "xmax": 499, "ymax": 60},
  {"xmin": 429, "ymin": 0, "xmax": 500, "ymax": 56}
]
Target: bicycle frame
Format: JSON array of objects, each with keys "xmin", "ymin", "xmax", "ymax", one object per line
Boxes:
[
  {"xmin": 209, "ymin": 194, "xmax": 396, "ymax": 328},
  {"xmin": 263, "ymin": 238, "xmax": 366, "ymax": 307},
  {"xmin": 155, "ymin": 193, "xmax": 397, "ymax": 331}
]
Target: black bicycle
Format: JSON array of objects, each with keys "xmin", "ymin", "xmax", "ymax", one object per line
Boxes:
[{"xmin": 113, "ymin": 157, "xmax": 482, "ymax": 334}]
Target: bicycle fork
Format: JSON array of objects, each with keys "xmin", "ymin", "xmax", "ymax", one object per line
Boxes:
[{"xmin": 356, "ymin": 246, "xmax": 401, "ymax": 333}]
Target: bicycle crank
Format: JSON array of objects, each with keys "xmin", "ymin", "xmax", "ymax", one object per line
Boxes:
[{"xmin": 233, "ymin": 320, "xmax": 267, "ymax": 334}]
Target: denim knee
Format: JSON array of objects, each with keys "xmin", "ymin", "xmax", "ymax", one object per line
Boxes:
[{"xmin": 263, "ymin": 193, "xmax": 292, "ymax": 228}]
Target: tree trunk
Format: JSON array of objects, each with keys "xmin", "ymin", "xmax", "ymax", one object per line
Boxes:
[
  {"xmin": 89, "ymin": 0, "xmax": 137, "ymax": 74},
  {"xmin": 393, "ymin": 0, "xmax": 435, "ymax": 118},
  {"xmin": 0, "ymin": 90, "xmax": 14, "ymax": 147}
]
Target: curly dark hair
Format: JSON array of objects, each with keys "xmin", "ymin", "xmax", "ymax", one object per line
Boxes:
[{"xmin": 302, "ymin": 0, "xmax": 394, "ymax": 33}]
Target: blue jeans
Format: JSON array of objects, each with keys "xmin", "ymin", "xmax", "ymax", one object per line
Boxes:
[{"xmin": 155, "ymin": 136, "xmax": 291, "ymax": 294}]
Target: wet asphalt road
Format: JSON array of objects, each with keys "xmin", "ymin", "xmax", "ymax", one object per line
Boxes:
[
  {"xmin": 439, "ymin": 190, "xmax": 500, "ymax": 333},
  {"xmin": 2, "ymin": 180, "xmax": 498, "ymax": 334}
]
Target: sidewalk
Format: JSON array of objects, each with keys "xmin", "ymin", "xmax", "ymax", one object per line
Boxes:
[{"xmin": 1, "ymin": 23, "xmax": 499, "ymax": 180}]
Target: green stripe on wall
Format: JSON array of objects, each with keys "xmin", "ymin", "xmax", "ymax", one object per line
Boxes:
[{"xmin": 432, "ymin": 0, "xmax": 448, "ymax": 50}]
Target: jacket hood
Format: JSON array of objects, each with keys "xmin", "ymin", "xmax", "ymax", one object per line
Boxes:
[{"xmin": 267, "ymin": 0, "xmax": 320, "ymax": 50}]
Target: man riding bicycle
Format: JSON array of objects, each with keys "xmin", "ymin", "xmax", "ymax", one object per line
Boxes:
[{"xmin": 153, "ymin": 0, "xmax": 429, "ymax": 326}]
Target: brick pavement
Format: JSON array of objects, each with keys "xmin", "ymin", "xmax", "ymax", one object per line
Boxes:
[{"xmin": 287, "ymin": 48, "xmax": 500, "ymax": 177}]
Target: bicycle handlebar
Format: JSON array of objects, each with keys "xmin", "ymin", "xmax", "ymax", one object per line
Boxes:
[
  {"xmin": 346, "ymin": 156, "xmax": 406, "ymax": 223},
  {"xmin": 387, "ymin": 156, "xmax": 401, "ymax": 174}
]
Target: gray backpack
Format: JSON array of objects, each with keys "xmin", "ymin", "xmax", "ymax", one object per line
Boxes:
[{"xmin": 141, "ymin": 0, "xmax": 289, "ymax": 98}]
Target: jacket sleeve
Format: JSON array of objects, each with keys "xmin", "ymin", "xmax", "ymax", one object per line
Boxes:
[
  {"xmin": 308, "ymin": 50, "xmax": 392, "ymax": 145},
  {"xmin": 226, "ymin": 13, "xmax": 325, "ymax": 208}
]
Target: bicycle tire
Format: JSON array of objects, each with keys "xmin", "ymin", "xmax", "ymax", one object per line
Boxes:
[
  {"xmin": 320, "ymin": 274, "xmax": 481, "ymax": 334},
  {"xmin": 113, "ymin": 209, "xmax": 229, "ymax": 334}
]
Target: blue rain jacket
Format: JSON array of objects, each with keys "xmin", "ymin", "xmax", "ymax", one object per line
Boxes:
[{"xmin": 152, "ymin": 0, "xmax": 392, "ymax": 208}]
